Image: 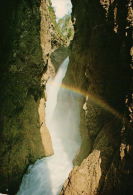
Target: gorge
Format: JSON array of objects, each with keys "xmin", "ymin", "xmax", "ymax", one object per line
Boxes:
[
  {"xmin": 0, "ymin": 0, "xmax": 132, "ymax": 195},
  {"xmin": 17, "ymin": 57, "xmax": 81, "ymax": 195}
]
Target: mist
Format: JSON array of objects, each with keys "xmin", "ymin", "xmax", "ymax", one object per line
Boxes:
[{"xmin": 17, "ymin": 57, "xmax": 81, "ymax": 195}]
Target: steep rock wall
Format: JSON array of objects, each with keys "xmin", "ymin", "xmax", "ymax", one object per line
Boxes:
[
  {"xmin": 0, "ymin": 0, "xmax": 54, "ymax": 194},
  {"xmin": 0, "ymin": 0, "xmax": 71, "ymax": 193},
  {"xmin": 61, "ymin": 0, "xmax": 132, "ymax": 194}
]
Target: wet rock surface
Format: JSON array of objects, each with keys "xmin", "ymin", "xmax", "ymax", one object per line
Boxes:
[{"xmin": 61, "ymin": 0, "xmax": 133, "ymax": 194}]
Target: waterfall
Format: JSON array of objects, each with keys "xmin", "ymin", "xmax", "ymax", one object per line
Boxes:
[{"xmin": 17, "ymin": 57, "xmax": 81, "ymax": 195}]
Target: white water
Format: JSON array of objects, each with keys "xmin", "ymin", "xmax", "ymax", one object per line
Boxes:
[{"xmin": 17, "ymin": 57, "xmax": 81, "ymax": 195}]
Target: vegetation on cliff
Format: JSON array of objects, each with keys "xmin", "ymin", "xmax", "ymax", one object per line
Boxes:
[
  {"xmin": 48, "ymin": 1, "xmax": 74, "ymax": 46},
  {"xmin": 0, "ymin": 0, "xmax": 46, "ymax": 194},
  {"xmin": 0, "ymin": 0, "xmax": 73, "ymax": 193}
]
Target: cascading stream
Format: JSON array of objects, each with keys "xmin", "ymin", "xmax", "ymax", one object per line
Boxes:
[{"xmin": 17, "ymin": 57, "xmax": 81, "ymax": 195}]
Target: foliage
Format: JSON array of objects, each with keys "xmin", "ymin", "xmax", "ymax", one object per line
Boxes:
[
  {"xmin": 57, "ymin": 15, "xmax": 74, "ymax": 41},
  {"xmin": 0, "ymin": 1, "xmax": 45, "ymax": 193},
  {"xmin": 48, "ymin": 2, "xmax": 74, "ymax": 45}
]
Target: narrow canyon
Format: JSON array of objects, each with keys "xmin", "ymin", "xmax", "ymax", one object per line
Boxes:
[{"xmin": 0, "ymin": 0, "xmax": 132, "ymax": 195}]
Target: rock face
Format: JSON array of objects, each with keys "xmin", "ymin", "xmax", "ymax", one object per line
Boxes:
[
  {"xmin": 61, "ymin": 0, "xmax": 133, "ymax": 194},
  {"xmin": 0, "ymin": 0, "xmax": 70, "ymax": 193},
  {"xmin": 61, "ymin": 150, "xmax": 102, "ymax": 195},
  {"xmin": 0, "ymin": 0, "xmax": 54, "ymax": 194}
]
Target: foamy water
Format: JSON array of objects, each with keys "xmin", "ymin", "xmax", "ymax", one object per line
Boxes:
[{"xmin": 17, "ymin": 57, "xmax": 81, "ymax": 195}]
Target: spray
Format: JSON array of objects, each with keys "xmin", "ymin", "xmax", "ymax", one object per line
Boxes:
[{"xmin": 17, "ymin": 57, "xmax": 81, "ymax": 195}]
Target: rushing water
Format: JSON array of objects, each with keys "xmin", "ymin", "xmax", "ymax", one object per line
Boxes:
[{"xmin": 17, "ymin": 57, "xmax": 81, "ymax": 195}]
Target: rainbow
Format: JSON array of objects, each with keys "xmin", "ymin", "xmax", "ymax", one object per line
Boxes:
[{"xmin": 61, "ymin": 83, "xmax": 122, "ymax": 120}]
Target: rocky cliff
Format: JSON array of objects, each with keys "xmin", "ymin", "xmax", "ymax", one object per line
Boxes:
[
  {"xmin": 0, "ymin": 0, "xmax": 55, "ymax": 193},
  {"xmin": 61, "ymin": 0, "xmax": 133, "ymax": 194},
  {"xmin": 0, "ymin": 0, "xmax": 71, "ymax": 193}
]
